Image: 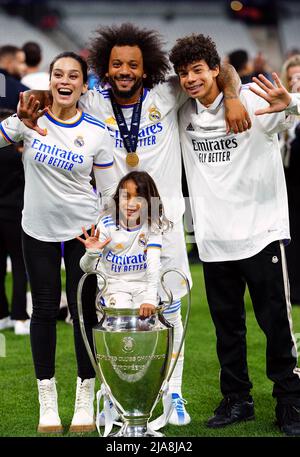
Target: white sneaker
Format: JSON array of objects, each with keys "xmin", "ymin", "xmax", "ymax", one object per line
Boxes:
[
  {"xmin": 0, "ymin": 316, "xmax": 14, "ymax": 330},
  {"xmin": 168, "ymin": 393, "xmax": 191, "ymax": 426},
  {"xmin": 37, "ymin": 378, "xmax": 63, "ymax": 433},
  {"xmin": 98, "ymin": 399, "xmax": 120, "ymax": 426},
  {"xmin": 14, "ymin": 320, "xmax": 30, "ymax": 335},
  {"xmin": 69, "ymin": 377, "xmax": 96, "ymax": 432}
]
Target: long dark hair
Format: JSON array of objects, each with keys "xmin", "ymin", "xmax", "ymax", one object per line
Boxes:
[
  {"xmin": 49, "ymin": 51, "xmax": 88, "ymax": 83},
  {"xmin": 111, "ymin": 171, "xmax": 172, "ymax": 232},
  {"xmin": 88, "ymin": 23, "xmax": 170, "ymax": 88}
]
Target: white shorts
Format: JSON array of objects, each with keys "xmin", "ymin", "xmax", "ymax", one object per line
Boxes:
[
  {"xmin": 159, "ymin": 219, "xmax": 192, "ymax": 301},
  {"xmin": 101, "ymin": 290, "xmax": 149, "ymax": 309}
]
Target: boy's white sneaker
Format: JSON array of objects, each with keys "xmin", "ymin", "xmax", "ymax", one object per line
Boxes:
[
  {"xmin": 0, "ymin": 316, "xmax": 15, "ymax": 330},
  {"xmin": 14, "ymin": 319, "xmax": 30, "ymax": 335},
  {"xmin": 37, "ymin": 378, "xmax": 63, "ymax": 433},
  {"xmin": 69, "ymin": 377, "xmax": 96, "ymax": 432}
]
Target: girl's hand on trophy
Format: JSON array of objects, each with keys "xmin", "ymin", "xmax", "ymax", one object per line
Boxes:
[
  {"xmin": 139, "ymin": 303, "xmax": 156, "ymax": 318},
  {"xmin": 76, "ymin": 225, "xmax": 111, "ymax": 250}
]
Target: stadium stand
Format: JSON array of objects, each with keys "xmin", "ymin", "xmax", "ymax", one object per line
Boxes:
[
  {"xmin": 60, "ymin": 15, "xmax": 256, "ymax": 58},
  {"xmin": 0, "ymin": 9, "xmax": 64, "ymax": 70}
]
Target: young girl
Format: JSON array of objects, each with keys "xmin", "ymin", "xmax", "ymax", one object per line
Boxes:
[
  {"xmin": 78, "ymin": 170, "xmax": 172, "ymax": 317},
  {"xmin": 0, "ymin": 52, "xmax": 117, "ymax": 433}
]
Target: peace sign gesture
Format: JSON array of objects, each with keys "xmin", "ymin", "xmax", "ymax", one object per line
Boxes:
[
  {"xmin": 76, "ymin": 225, "xmax": 111, "ymax": 250},
  {"xmin": 249, "ymin": 72, "xmax": 292, "ymax": 116}
]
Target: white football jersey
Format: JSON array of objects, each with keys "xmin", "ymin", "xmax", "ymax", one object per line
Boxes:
[
  {"xmin": 0, "ymin": 111, "xmax": 117, "ymax": 241},
  {"xmin": 80, "ymin": 216, "xmax": 162, "ymax": 305},
  {"xmin": 179, "ymin": 86, "xmax": 300, "ymax": 262},
  {"xmin": 79, "ymin": 78, "xmax": 187, "ymax": 223}
]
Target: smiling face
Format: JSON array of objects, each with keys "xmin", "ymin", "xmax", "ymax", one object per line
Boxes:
[
  {"xmin": 50, "ymin": 57, "xmax": 88, "ymax": 110},
  {"xmin": 106, "ymin": 45, "xmax": 146, "ymax": 103},
  {"xmin": 287, "ymin": 65, "xmax": 300, "ymax": 93},
  {"xmin": 178, "ymin": 59, "xmax": 220, "ymax": 106},
  {"xmin": 119, "ymin": 179, "xmax": 147, "ymax": 227}
]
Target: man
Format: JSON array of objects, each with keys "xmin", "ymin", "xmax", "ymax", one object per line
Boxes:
[
  {"xmin": 21, "ymin": 42, "xmax": 49, "ymax": 90},
  {"xmin": 0, "ymin": 45, "xmax": 30, "ymax": 335},
  {"xmin": 170, "ymin": 33, "xmax": 300, "ymax": 436},
  {"xmin": 227, "ymin": 49, "xmax": 272, "ymax": 84},
  {"xmin": 0, "ymin": 45, "xmax": 27, "ymax": 108},
  {"xmin": 18, "ymin": 23, "xmax": 251, "ymax": 430}
]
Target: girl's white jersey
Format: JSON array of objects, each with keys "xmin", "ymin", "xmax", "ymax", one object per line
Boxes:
[
  {"xmin": 0, "ymin": 111, "xmax": 117, "ymax": 241},
  {"xmin": 80, "ymin": 78, "xmax": 187, "ymax": 223},
  {"xmin": 80, "ymin": 216, "xmax": 162, "ymax": 305},
  {"xmin": 179, "ymin": 86, "xmax": 300, "ymax": 262}
]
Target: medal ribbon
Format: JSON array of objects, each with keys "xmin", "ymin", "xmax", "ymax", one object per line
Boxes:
[{"xmin": 109, "ymin": 89, "xmax": 142, "ymax": 154}]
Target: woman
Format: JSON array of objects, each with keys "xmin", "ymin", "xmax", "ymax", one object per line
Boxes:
[
  {"xmin": 280, "ymin": 55, "xmax": 300, "ymax": 304},
  {"xmin": 0, "ymin": 51, "xmax": 117, "ymax": 433}
]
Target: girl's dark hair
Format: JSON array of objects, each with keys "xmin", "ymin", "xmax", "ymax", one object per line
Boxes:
[
  {"xmin": 88, "ymin": 23, "xmax": 170, "ymax": 88},
  {"xmin": 49, "ymin": 51, "xmax": 88, "ymax": 83},
  {"xmin": 112, "ymin": 171, "xmax": 172, "ymax": 232},
  {"xmin": 169, "ymin": 34, "xmax": 220, "ymax": 73}
]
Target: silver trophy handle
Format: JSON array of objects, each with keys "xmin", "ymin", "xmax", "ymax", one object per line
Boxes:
[
  {"xmin": 158, "ymin": 268, "xmax": 191, "ymax": 386},
  {"xmin": 77, "ymin": 270, "xmax": 108, "ymax": 379}
]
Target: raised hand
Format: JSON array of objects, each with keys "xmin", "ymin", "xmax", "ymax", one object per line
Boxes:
[
  {"xmin": 76, "ymin": 224, "xmax": 111, "ymax": 250},
  {"xmin": 250, "ymin": 72, "xmax": 292, "ymax": 115},
  {"xmin": 17, "ymin": 92, "xmax": 49, "ymax": 136}
]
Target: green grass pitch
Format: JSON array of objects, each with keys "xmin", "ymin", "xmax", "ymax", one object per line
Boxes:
[{"xmin": 1, "ymin": 263, "xmax": 300, "ymax": 437}]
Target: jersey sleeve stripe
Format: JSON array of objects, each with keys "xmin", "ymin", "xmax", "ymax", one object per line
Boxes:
[
  {"xmin": 83, "ymin": 113, "xmax": 106, "ymax": 125},
  {"xmin": 83, "ymin": 114, "xmax": 106, "ymax": 129},
  {"xmin": 147, "ymin": 243, "xmax": 162, "ymax": 249},
  {"xmin": 93, "ymin": 161, "xmax": 114, "ymax": 169},
  {"xmin": 0, "ymin": 123, "xmax": 15, "ymax": 143},
  {"xmin": 83, "ymin": 118, "xmax": 105, "ymax": 129}
]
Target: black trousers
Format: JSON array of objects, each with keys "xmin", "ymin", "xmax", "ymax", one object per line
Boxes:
[
  {"xmin": 0, "ymin": 218, "xmax": 28, "ymax": 320},
  {"xmin": 203, "ymin": 241, "xmax": 300, "ymax": 400},
  {"xmin": 22, "ymin": 230, "xmax": 97, "ymax": 381},
  {"xmin": 285, "ymin": 180, "xmax": 300, "ymax": 304}
]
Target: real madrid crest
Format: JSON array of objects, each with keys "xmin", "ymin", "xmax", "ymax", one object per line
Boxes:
[
  {"xmin": 74, "ymin": 135, "xmax": 84, "ymax": 147},
  {"xmin": 138, "ymin": 233, "xmax": 147, "ymax": 247},
  {"xmin": 122, "ymin": 336, "xmax": 135, "ymax": 353},
  {"xmin": 148, "ymin": 106, "xmax": 161, "ymax": 122}
]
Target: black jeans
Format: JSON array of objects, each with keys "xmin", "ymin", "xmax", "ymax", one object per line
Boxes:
[
  {"xmin": 0, "ymin": 218, "xmax": 28, "ymax": 320},
  {"xmin": 203, "ymin": 241, "xmax": 300, "ymax": 400},
  {"xmin": 22, "ymin": 230, "xmax": 97, "ymax": 380}
]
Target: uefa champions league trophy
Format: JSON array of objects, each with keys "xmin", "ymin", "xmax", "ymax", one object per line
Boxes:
[{"xmin": 77, "ymin": 268, "xmax": 191, "ymax": 437}]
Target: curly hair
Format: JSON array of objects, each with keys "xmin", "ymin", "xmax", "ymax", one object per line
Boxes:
[
  {"xmin": 88, "ymin": 23, "xmax": 170, "ymax": 88},
  {"xmin": 169, "ymin": 34, "xmax": 220, "ymax": 73}
]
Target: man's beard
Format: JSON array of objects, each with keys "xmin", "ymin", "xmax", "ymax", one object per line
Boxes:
[{"xmin": 108, "ymin": 76, "xmax": 143, "ymax": 100}]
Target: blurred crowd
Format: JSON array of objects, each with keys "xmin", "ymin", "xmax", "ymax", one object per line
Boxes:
[{"xmin": 0, "ymin": 39, "xmax": 300, "ymax": 338}]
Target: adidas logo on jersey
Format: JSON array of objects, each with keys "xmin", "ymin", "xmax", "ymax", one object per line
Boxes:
[{"xmin": 186, "ymin": 123, "xmax": 195, "ymax": 131}]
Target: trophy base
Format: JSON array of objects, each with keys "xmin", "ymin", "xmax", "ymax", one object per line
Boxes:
[{"xmin": 111, "ymin": 424, "xmax": 164, "ymax": 437}]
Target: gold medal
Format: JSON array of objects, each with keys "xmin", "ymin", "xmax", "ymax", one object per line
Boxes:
[{"xmin": 126, "ymin": 152, "xmax": 139, "ymax": 167}]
